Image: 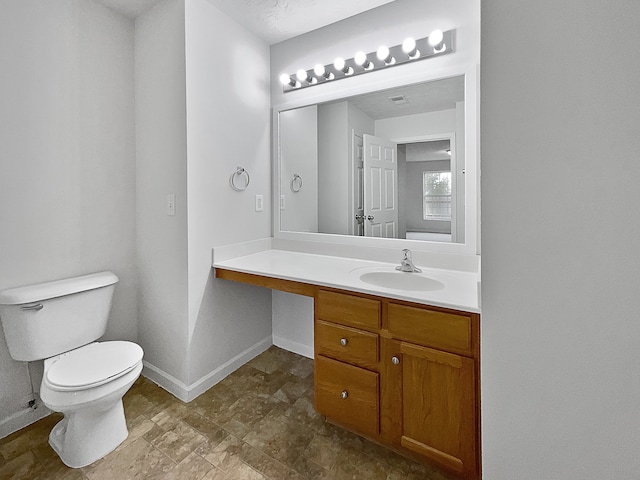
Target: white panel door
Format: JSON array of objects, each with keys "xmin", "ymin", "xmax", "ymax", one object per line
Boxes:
[{"xmin": 363, "ymin": 134, "xmax": 398, "ymax": 238}]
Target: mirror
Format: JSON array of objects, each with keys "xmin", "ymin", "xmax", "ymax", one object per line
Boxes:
[{"xmin": 274, "ymin": 69, "xmax": 478, "ymax": 255}]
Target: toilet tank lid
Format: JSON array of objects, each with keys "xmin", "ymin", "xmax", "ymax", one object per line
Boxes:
[{"xmin": 0, "ymin": 271, "xmax": 119, "ymax": 305}]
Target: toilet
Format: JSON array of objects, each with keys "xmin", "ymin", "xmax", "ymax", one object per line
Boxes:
[{"xmin": 0, "ymin": 271, "xmax": 143, "ymax": 468}]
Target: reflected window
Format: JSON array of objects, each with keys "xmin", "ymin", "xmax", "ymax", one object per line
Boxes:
[{"xmin": 423, "ymin": 171, "xmax": 451, "ymax": 219}]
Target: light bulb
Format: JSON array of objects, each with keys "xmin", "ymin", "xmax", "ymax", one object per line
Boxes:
[
  {"xmin": 354, "ymin": 51, "xmax": 373, "ymax": 70},
  {"xmin": 333, "ymin": 57, "xmax": 353, "ymax": 75},
  {"xmin": 314, "ymin": 63, "xmax": 334, "ymax": 80},
  {"xmin": 376, "ymin": 46, "xmax": 389, "ymax": 61},
  {"xmin": 402, "ymin": 37, "xmax": 420, "ymax": 58},
  {"xmin": 428, "ymin": 29, "xmax": 445, "ymax": 52},
  {"xmin": 279, "ymin": 73, "xmax": 291, "ymax": 86},
  {"xmin": 296, "ymin": 69, "xmax": 317, "ymax": 85},
  {"xmin": 354, "ymin": 51, "xmax": 367, "ymax": 66},
  {"xmin": 376, "ymin": 46, "xmax": 395, "ymax": 65},
  {"xmin": 402, "ymin": 37, "xmax": 416, "ymax": 53}
]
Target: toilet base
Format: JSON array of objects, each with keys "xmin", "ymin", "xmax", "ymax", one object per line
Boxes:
[{"xmin": 49, "ymin": 399, "xmax": 129, "ymax": 468}]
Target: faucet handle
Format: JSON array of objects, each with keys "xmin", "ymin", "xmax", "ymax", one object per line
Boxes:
[{"xmin": 401, "ymin": 248, "xmax": 411, "ymax": 260}]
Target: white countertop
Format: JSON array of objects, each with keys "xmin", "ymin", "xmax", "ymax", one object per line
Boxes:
[{"xmin": 213, "ymin": 248, "xmax": 480, "ymax": 313}]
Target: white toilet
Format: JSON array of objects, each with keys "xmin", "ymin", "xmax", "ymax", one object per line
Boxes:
[{"xmin": 0, "ymin": 271, "xmax": 143, "ymax": 468}]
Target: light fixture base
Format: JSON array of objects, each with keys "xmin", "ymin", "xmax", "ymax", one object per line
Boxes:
[{"xmin": 281, "ymin": 29, "xmax": 455, "ymax": 92}]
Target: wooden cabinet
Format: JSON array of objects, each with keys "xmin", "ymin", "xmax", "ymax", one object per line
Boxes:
[
  {"xmin": 214, "ymin": 268, "xmax": 480, "ymax": 479},
  {"xmin": 314, "ymin": 290, "xmax": 382, "ymax": 439},
  {"xmin": 315, "ymin": 355, "xmax": 379, "ymax": 438},
  {"xmin": 315, "ymin": 288, "xmax": 480, "ymax": 480},
  {"xmin": 383, "ymin": 339, "xmax": 477, "ymax": 477}
]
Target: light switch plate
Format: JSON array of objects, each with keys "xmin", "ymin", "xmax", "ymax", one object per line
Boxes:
[{"xmin": 255, "ymin": 195, "xmax": 264, "ymax": 212}]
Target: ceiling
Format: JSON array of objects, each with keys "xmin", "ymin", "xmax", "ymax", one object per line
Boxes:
[
  {"xmin": 94, "ymin": 0, "xmax": 395, "ymax": 44},
  {"xmin": 343, "ymin": 75, "xmax": 465, "ymax": 120}
]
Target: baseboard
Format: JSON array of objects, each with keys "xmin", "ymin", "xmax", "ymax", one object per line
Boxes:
[
  {"xmin": 141, "ymin": 362, "xmax": 191, "ymax": 402},
  {"xmin": 142, "ymin": 335, "xmax": 273, "ymax": 403},
  {"xmin": 0, "ymin": 402, "xmax": 51, "ymax": 439},
  {"xmin": 273, "ymin": 335, "xmax": 314, "ymax": 359}
]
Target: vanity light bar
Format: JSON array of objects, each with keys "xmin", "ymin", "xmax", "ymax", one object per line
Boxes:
[{"xmin": 279, "ymin": 29, "xmax": 454, "ymax": 93}]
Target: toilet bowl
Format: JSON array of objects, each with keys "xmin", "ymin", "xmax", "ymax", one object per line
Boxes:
[
  {"xmin": 40, "ymin": 341, "xmax": 144, "ymax": 468},
  {"xmin": 0, "ymin": 271, "xmax": 144, "ymax": 468}
]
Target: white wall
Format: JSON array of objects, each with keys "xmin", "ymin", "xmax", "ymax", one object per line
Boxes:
[
  {"xmin": 481, "ymin": 1, "xmax": 640, "ymax": 478},
  {"xmin": 270, "ymin": 0, "xmax": 479, "ymax": 371},
  {"xmin": 272, "ymin": 291, "xmax": 314, "ymax": 358},
  {"xmin": 135, "ymin": 0, "xmax": 273, "ymax": 397},
  {"xmin": 317, "ymin": 101, "xmax": 374, "ymax": 236},
  {"xmin": 318, "ymin": 102, "xmax": 348, "ymax": 234},
  {"xmin": 375, "ymin": 109, "xmax": 456, "ymax": 140},
  {"xmin": 135, "ymin": 0, "xmax": 190, "ymax": 385},
  {"xmin": 281, "ymin": 106, "xmax": 318, "ymax": 233},
  {"xmin": 0, "ymin": 0, "xmax": 136, "ymax": 436},
  {"xmin": 184, "ymin": 0, "xmax": 272, "ymax": 387}
]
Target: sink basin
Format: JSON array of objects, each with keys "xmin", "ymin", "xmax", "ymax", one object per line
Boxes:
[{"xmin": 356, "ymin": 269, "xmax": 445, "ymax": 292}]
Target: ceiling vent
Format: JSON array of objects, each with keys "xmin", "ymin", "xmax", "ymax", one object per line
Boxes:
[{"xmin": 388, "ymin": 95, "xmax": 408, "ymax": 105}]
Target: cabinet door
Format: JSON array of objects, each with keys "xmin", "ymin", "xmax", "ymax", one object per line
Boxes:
[{"xmin": 393, "ymin": 341, "xmax": 477, "ymax": 478}]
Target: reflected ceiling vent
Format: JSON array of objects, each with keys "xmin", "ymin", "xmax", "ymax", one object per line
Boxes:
[{"xmin": 389, "ymin": 94, "xmax": 408, "ymax": 105}]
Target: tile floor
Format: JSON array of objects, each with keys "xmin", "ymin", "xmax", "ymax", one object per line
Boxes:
[{"xmin": 0, "ymin": 346, "xmax": 453, "ymax": 480}]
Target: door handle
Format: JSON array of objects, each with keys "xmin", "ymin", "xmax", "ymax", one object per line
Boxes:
[{"xmin": 367, "ymin": 215, "xmax": 375, "ymax": 221}]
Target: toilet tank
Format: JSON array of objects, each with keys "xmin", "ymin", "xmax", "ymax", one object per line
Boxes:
[{"xmin": 0, "ymin": 271, "xmax": 119, "ymax": 361}]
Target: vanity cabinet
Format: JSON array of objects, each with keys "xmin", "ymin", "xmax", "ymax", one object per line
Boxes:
[
  {"xmin": 314, "ymin": 289, "xmax": 480, "ymax": 480},
  {"xmin": 214, "ymin": 267, "xmax": 480, "ymax": 479}
]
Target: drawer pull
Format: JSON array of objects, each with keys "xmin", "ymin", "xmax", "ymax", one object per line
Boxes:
[
  {"xmin": 340, "ymin": 338, "xmax": 348, "ymax": 346},
  {"xmin": 341, "ymin": 390, "xmax": 349, "ymax": 400},
  {"xmin": 391, "ymin": 356, "xmax": 400, "ymax": 365}
]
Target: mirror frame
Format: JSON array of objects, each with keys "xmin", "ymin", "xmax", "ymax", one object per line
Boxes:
[{"xmin": 272, "ymin": 64, "xmax": 479, "ymax": 255}]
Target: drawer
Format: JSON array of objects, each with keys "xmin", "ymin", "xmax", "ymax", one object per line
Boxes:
[
  {"xmin": 388, "ymin": 303, "xmax": 472, "ymax": 355},
  {"xmin": 316, "ymin": 290, "xmax": 380, "ymax": 330},
  {"xmin": 315, "ymin": 320, "xmax": 379, "ymax": 369},
  {"xmin": 315, "ymin": 355, "xmax": 379, "ymax": 437}
]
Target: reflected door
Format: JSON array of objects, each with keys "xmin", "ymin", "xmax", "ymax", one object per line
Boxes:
[
  {"xmin": 353, "ymin": 133, "xmax": 364, "ymax": 236},
  {"xmin": 363, "ymin": 134, "xmax": 398, "ymax": 238}
]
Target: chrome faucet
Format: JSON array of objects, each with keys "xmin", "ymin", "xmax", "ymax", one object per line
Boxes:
[{"xmin": 395, "ymin": 249, "xmax": 422, "ymax": 273}]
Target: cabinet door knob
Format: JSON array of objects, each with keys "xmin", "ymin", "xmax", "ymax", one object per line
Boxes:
[
  {"xmin": 340, "ymin": 338, "xmax": 348, "ymax": 346},
  {"xmin": 341, "ymin": 390, "xmax": 349, "ymax": 399},
  {"xmin": 391, "ymin": 356, "xmax": 400, "ymax": 365}
]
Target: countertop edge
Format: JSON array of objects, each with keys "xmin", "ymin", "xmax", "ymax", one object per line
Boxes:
[{"xmin": 213, "ymin": 249, "xmax": 480, "ymax": 314}]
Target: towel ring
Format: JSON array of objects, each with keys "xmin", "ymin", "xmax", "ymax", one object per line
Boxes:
[
  {"xmin": 230, "ymin": 167, "xmax": 250, "ymax": 191},
  {"xmin": 290, "ymin": 173, "xmax": 303, "ymax": 193}
]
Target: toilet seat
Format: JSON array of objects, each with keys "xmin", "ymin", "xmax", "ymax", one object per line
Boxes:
[{"xmin": 45, "ymin": 341, "xmax": 143, "ymax": 391}]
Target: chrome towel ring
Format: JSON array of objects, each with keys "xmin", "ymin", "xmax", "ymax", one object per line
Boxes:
[
  {"xmin": 290, "ymin": 173, "xmax": 303, "ymax": 192},
  {"xmin": 230, "ymin": 166, "xmax": 250, "ymax": 191}
]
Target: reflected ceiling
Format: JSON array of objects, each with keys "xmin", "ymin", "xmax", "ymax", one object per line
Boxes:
[{"xmin": 336, "ymin": 76, "xmax": 465, "ymax": 120}]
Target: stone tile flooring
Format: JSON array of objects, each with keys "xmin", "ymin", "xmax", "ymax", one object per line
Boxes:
[{"xmin": 0, "ymin": 346, "xmax": 453, "ymax": 479}]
